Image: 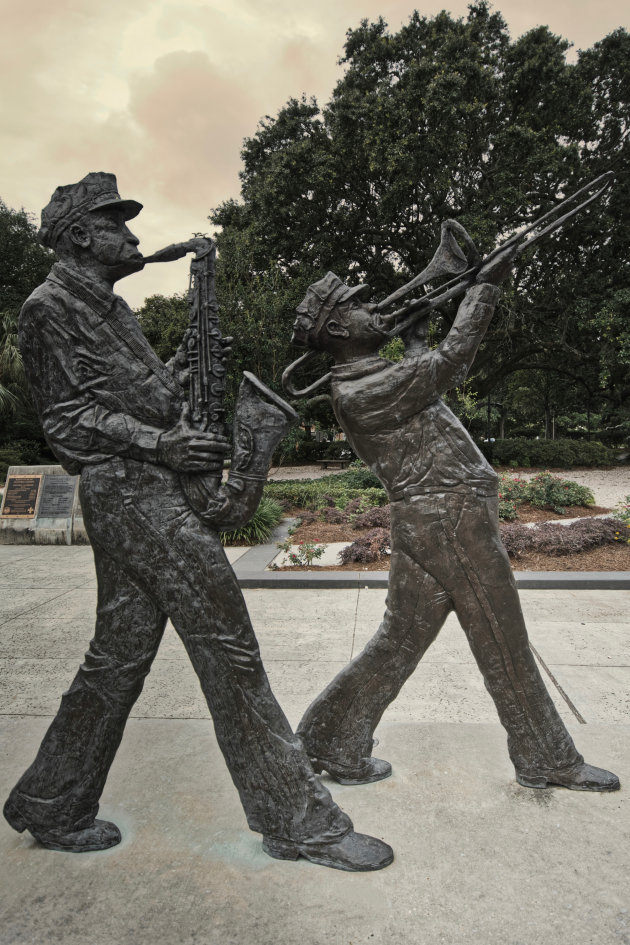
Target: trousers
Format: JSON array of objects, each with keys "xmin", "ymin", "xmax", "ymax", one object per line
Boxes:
[
  {"xmin": 299, "ymin": 490, "xmax": 582, "ymax": 777},
  {"xmin": 7, "ymin": 457, "xmax": 350, "ymax": 843}
]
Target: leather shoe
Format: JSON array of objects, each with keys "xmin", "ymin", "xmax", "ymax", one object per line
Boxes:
[
  {"xmin": 4, "ymin": 798, "xmax": 122, "ymax": 852},
  {"xmin": 262, "ymin": 829, "xmax": 394, "ymax": 871},
  {"xmin": 310, "ymin": 756, "xmax": 392, "ymax": 785},
  {"xmin": 516, "ymin": 762, "xmax": 620, "ymax": 792}
]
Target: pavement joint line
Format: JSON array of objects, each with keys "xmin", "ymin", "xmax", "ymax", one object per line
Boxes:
[
  {"xmin": 529, "ymin": 642, "xmax": 587, "ymax": 724},
  {"xmin": 0, "ymin": 588, "xmax": 86, "ymax": 630}
]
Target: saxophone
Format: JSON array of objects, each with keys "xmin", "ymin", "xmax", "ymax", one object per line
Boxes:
[{"xmin": 144, "ymin": 238, "xmax": 298, "ymax": 529}]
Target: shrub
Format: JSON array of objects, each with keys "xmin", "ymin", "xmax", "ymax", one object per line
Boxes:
[
  {"xmin": 320, "ymin": 506, "xmax": 350, "ymax": 524},
  {"xmin": 499, "ymin": 517, "xmax": 625, "ymax": 559},
  {"xmin": 352, "ymin": 505, "xmax": 391, "ymax": 530},
  {"xmin": 0, "ymin": 439, "xmax": 49, "ymax": 483},
  {"xmin": 264, "ymin": 475, "xmax": 387, "ymax": 513},
  {"xmin": 321, "ymin": 440, "xmax": 356, "ymax": 462},
  {"xmin": 482, "ymin": 437, "xmax": 613, "ymax": 468},
  {"xmin": 497, "ymin": 472, "xmax": 594, "ymax": 516},
  {"xmin": 498, "ymin": 497, "xmax": 518, "ymax": 521},
  {"xmin": 294, "ymin": 438, "xmax": 322, "ymax": 463},
  {"xmin": 277, "ymin": 538, "xmax": 327, "ymax": 566},
  {"xmin": 220, "ymin": 497, "xmax": 284, "ymax": 546},
  {"xmin": 264, "ymin": 479, "xmax": 330, "ymax": 510},
  {"xmin": 338, "ymin": 528, "xmax": 391, "ymax": 564},
  {"xmin": 572, "ymin": 440, "xmax": 615, "ymax": 466},
  {"xmin": 614, "ymin": 495, "xmax": 630, "ymax": 525},
  {"xmin": 524, "ymin": 472, "xmax": 594, "ymax": 514},
  {"xmin": 334, "ymin": 467, "xmax": 382, "ymax": 490}
]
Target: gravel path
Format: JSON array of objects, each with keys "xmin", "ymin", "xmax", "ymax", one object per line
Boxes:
[{"xmin": 268, "ymin": 464, "xmax": 630, "ymax": 509}]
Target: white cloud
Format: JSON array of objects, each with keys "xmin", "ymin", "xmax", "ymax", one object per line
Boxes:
[{"xmin": 1, "ymin": 0, "xmax": 628, "ymax": 306}]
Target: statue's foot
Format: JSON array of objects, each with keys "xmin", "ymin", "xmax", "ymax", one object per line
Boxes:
[
  {"xmin": 516, "ymin": 762, "xmax": 620, "ymax": 792},
  {"xmin": 310, "ymin": 756, "xmax": 392, "ymax": 785},
  {"xmin": 262, "ymin": 829, "xmax": 393, "ymax": 871},
  {"xmin": 4, "ymin": 799, "xmax": 121, "ymax": 852}
]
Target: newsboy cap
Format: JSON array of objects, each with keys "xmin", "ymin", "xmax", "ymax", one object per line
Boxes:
[
  {"xmin": 301, "ymin": 272, "xmax": 371, "ymax": 339},
  {"xmin": 39, "ymin": 172, "xmax": 143, "ymax": 249}
]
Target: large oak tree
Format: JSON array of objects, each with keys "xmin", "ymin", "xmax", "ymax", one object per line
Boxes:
[{"xmin": 211, "ymin": 2, "xmax": 630, "ymax": 440}]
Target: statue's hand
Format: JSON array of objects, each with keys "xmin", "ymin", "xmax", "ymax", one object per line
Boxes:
[
  {"xmin": 157, "ymin": 404, "xmax": 230, "ymax": 473},
  {"xmin": 475, "ymin": 244, "xmax": 519, "ymax": 286}
]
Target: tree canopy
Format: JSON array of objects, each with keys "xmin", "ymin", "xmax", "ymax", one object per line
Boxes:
[
  {"xmin": 211, "ymin": 2, "xmax": 630, "ymax": 441},
  {"xmin": 0, "ymin": 200, "xmax": 53, "ymax": 421}
]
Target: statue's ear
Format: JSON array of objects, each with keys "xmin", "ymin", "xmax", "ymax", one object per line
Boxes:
[
  {"xmin": 68, "ymin": 222, "xmax": 91, "ymax": 249},
  {"xmin": 325, "ymin": 319, "xmax": 350, "ymax": 339}
]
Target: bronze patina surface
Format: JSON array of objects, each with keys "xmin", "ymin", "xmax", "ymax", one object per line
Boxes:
[
  {"xmin": 2, "ymin": 172, "xmax": 392, "ymax": 872},
  {"xmin": 288, "ymin": 224, "xmax": 620, "ymax": 797}
]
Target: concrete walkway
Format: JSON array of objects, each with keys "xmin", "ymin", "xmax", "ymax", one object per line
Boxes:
[{"xmin": 0, "ymin": 545, "xmax": 628, "ymax": 945}]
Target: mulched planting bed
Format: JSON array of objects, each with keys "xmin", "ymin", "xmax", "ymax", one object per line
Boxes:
[
  {"xmin": 288, "ymin": 503, "xmax": 612, "ymax": 544},
  {"xmin": 277, "ymin": 503, "xmax": 630, "ymax": 572}
]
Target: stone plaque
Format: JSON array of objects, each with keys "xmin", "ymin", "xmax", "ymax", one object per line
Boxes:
[
  {"xmin": 37, "ymin": 475, "xmax": 77, "ymax": 519},
  {"xmin": 1, "ymin": 475, "xmax": 42, "ymax": 518}
]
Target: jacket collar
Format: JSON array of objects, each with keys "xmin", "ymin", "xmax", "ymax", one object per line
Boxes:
[
  {"xmin": 330, "ymin": 356, "xmax": 388, "ymax": 382},
  {"xmin": 47, "ymin": 262, "xmax": 120, "ymax": 318}
]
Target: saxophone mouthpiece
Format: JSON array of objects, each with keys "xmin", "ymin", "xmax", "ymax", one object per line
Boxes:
[
  {"xmin": 143, "ymin": 243, "xmax": 191, "ymax": 265},
  {"xmin": 144, "ymin": 238, "xmax": 215, "ymax": 264}
]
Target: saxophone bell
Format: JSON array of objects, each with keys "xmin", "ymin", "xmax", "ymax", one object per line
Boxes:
[{"xmin": 181, "ymin": 373, "xmax": 299, "ymax": 530}]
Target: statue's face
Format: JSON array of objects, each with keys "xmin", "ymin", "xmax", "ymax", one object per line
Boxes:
[
  {"xmin": 292, "ymin": 296, "xmax": 386, "ymax": 359},
  {"xmin": 291, "ymin": 299, "xmax": 315, "ymax": 346},
  {"xmin": 73, "ymin": 209, "xmax": 144, "ymax": 278}
]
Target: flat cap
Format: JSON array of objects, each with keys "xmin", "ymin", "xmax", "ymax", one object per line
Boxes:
[
  {"xmin": 39, "ymin": 172, "xmax": 143, "ymax": 249},
  {"xmin": 301, "ymin": 272, "xmax": 371, "ymax": 338}
]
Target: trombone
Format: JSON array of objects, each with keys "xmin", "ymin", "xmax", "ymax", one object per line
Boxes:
[{"xmin": 282, "ymin": 171, "xmax": 614, "ymax": 398}]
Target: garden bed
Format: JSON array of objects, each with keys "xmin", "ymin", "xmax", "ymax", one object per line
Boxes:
[
  {"xmin": 279, "ymin": 509, "xmax": 630, "ymax": 572},
  {"xmin": 266, "ymin": 468, "xmax": 630, "ymax": 572}
]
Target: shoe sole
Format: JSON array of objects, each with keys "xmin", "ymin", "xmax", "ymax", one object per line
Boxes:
[
  {"xmin": 33, "ymin": 833, "xmax": 122, "ymax": 853},
  {"xmin": 262, "ymin": 837, "xmax": 394, "ymax": 871},
  {"xmin": 516, "ymin": 773, "xmax": 620, "ymax": 792},
  {"xmin": 4, "ymin": 801, "xmax": 122, "ymax": 851},
  {"xmin": 310, "ymin": 759, "xmax": 392, "ymax": 786}
]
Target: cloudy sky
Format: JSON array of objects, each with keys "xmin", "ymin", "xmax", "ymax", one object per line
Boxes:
[{"xmin": 1, "ymin": 0, "xmax": 628, "ymax": 307}]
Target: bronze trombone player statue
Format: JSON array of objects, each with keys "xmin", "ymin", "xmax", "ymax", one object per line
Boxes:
[
  {"xmin": 284, "ymin": 173, "xmax": 620, "ymax": 794},
  {"xmin": 3, "ymin": 172, "xmax": 394, "ymax": 872}
]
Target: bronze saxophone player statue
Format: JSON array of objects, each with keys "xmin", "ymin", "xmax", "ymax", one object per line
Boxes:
[
  {"xmin": 3, "ymin": 172, "xmax": 393, "ymax": 872},
  {"xmin": 284, "ymin": 173, "xmax": 621, "ymax": 795}
]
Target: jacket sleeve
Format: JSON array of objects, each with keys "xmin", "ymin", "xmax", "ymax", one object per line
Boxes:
[
  {"xmin": 429, "ymin": 282, "xmax": 500, "ymax": 394},
  {"xmin": 338, "ymin": 283, "xmax": 500, "ymax": 432},
  {"xmin": 19, "ymin": 296, "xmax": 166, "ymax": 464}
]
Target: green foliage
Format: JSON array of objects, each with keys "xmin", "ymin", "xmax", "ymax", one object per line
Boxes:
[
  {"xmin": 379, "ymin": 337, "xmax": 404, "ymax": 362},
  {"xmin": 277, "ymin": 537, "xmax": 327, "ymax": 566},
  {"xmin": 0, "ymin": 439, "xmax": 49, "ymax": 484},
  {"xmin": 135, "ymin": 293, "xmax": 189, "ymax": 363},
  {"xmin": 320, "ymin": 441, "xmax": 356, "ymax": 461},
  {"xmin": 498, "ymin": 472, "xmax": 594, "ymax": 515},
  {"xmin": 523, "ymin": 472, "xmax": 595, "ymax": 514},
  {"xmin": 209, "ymin": 6, "xmax": 630, "ymax": 443},
  {"xmin": 0, "ymin": 200, "xmax": 53, "ymax": 318},
  {"xmin": 613, "ymin": 496, "xmax": 630, "ymax": 525},
  {"xmin": 219, "ymin": 496, "xmax": 283, "ymax": 546},
  {"xmin": 483, "ymin": 438, "xmax": 613, "ymax": 468},
  {"xmin": 498, "ymin": 497, "xmax": 518, "ymax": 522},
  {"xmin": 333, "ymin": 466, "xmax": 382, "ymax": 490},
  {"xmin": 0, "ymin": 200, "xmax": 53, "ymax": 430},
  {"xmin": 264, "ymin": 471, "xmax": 387, "ymax": 512}
]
